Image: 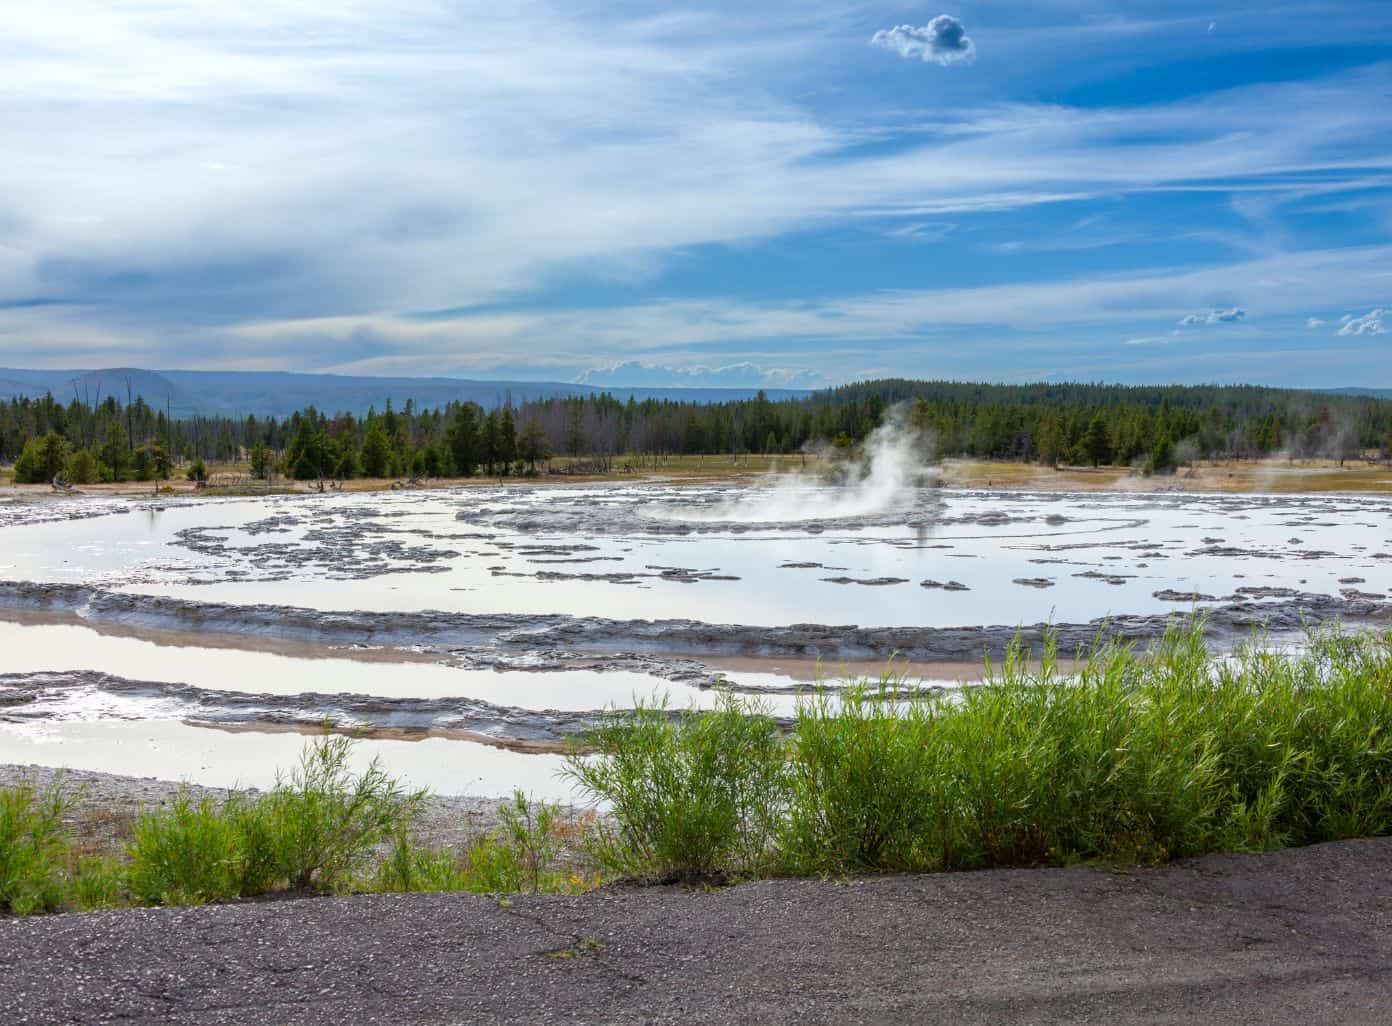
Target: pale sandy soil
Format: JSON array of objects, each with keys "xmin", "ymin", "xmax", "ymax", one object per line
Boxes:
[
  {"xmin": 3, "ymin": 454, "xmax": 1390, "ymax": 504},
  {"xmin": 938, "ymin": 457, "xmax": 1392, "ymax": 494}
]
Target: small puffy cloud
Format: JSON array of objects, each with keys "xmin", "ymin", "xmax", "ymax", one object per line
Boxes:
[
  {"xmin": 1338, "ymin": 309, "xmax": 1387, "ymax": 335},
  {"xmin": 871, "ymin": 16, "xmax": 975, "ymax": 66},
  {"xmin": 1178, "ymin": 307, "xmax": 1245, "ymax": 326},
  {"xmin": 575, "ymin": 361, "xmax": 823, "ymax": 390},
  {"xmin": 1306, "ymin": 317, "xmax": 1327, "ymax": 328}
]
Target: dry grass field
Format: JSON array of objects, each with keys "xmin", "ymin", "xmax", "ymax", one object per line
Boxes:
[{"xmin": 2, "ymin": 452, "xmax": 1391, "ymax": 500}]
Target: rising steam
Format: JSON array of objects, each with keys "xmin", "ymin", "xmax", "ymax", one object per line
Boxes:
[{"xmin": 660, "ymin": 405, "xmax": 938, "ymax": 524}]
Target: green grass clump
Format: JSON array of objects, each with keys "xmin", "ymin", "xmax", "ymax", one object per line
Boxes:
[
  {"xmin": 378, "ymin": 791, "xmax": 594, "ymax": 894},
  {"xmin": 68, "ymin": 855, "xmax": 125, "ymax": 911},
  {"xmin": 0, "ymin": 737, "xmax": 596, "ymax": 915},
  {"xmin": 568, "ymin": 620, "xmax": 1392, "ymax": 881},
  {"xmin": 125, "ymin": 733, "xmax": 425, "ymax": 905},
  {"xmin": 0, "ymin": 782, "xmax": 72, "ymax": 915}
]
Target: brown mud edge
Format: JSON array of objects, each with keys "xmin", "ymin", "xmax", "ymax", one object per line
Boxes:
[{"xmin": 189, "ymin": 719, "xmax": 581, "ymax": 755}]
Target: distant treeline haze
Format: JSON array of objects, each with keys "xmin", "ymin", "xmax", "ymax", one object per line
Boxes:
[{"xmin": 2, "ymin": 380, "xmax": 1390, "ymax": 483}]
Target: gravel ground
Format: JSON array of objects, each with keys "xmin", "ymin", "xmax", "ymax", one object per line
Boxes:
[{"xmin": 2, "ymin": 834, "xmax": 1390, "ymax": 1025}]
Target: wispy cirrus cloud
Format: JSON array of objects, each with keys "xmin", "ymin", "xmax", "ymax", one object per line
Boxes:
[
  {"xmin": 574, "ymin": 361, "xmax": 824, "ymax": 389},
  {"xmin": 206, "ymin": 244, "xmax": 1392, "ymax": 384},
  {"xmin": 0, "ymin": 2, "xmax": 1389, "ymax": 386}
]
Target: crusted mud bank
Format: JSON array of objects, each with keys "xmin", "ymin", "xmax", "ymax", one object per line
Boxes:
[
  {"xmin": 0, "ymin": 670, "xmax": 611, "ymax": 750},
  {"xmin": 0, "ymin": 495, "xmax": 139, "ymax": 528},
  {"xmin": 1, "ymin": 580, "xmax": 1386, "ymax": 669}
]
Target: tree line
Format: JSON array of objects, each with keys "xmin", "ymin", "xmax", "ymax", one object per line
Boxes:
[{"xmin": 2, "ymin": 380, "xmax": 1390, "ymax": 484}]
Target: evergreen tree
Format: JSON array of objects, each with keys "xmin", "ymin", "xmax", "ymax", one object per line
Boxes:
[
  {"xmin": 1150, "ymin": 433, "xmax": 1176, "ymax": 475},
  {"xmin": 1083, "ymin": 414, "xmax": 1112, "ymax": 467},
  {"xmin": 446, "ymin": 404, "xmax": 480, "ymax": 477},
  {"xmin": 497, "ymin": 407, "xmax": 518, "ymax": 473},
  {"xmin": 285, "ymin": 419, "xmax": 329, "ymax": 481},
  {"xmin": 518, "ymin": 418, "xmax": 552, "ymax": 473},
  {"xmin": 360, "ymin": 420, "xmax": 392, "ymax": 477},
  {"xmin": 249, "ymin": 441, "xmax": 273, "ymax": 480}
]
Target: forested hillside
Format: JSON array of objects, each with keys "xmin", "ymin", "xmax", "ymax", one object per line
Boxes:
[{"xmin": 2, "ymin": 380, "xmax": 1390, "ymax": 484}]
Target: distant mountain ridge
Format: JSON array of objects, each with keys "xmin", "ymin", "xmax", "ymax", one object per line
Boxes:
[
  {"xmin": 0, "ymin": 368, "xmax": 811, "ymax": 418},
  {"xmin": 1322, "ymin": 387, "xmax": 1392, "ymax": 400}
]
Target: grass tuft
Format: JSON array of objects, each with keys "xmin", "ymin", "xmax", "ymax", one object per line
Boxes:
[{"xmin": 376, "ymin": 790, "xmax": 593, "ymax": 895}]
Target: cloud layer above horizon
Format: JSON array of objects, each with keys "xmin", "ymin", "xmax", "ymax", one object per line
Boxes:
[{"xmin": 2, "ymin": 1, "xmax": 1391, "ymax": 388}]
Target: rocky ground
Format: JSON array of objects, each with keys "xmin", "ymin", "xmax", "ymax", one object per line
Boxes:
[{"xmin": 2, "ymin": 834, "xmax": 1390, "ymax": 1025}]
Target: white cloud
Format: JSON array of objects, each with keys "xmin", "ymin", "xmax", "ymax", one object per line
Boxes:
[
  {"xmin": 1306, "ymin": 317, "xmax": 1327, "ymax": 328},
  {"xmin": 871, "ymin": 16, "xmax": 975, "ymax": 66},
  {"xmin": 1178, "ymin": 307, "xmax": 1246, "ymax": 326},
  {"xmin": 210, "ymin": 244, "xmax": 1392, "ymax": 382},
  {"xmin": 0, "ymin": 3, "xmax": 1389, "ymax": 378},
  {"xmin": 1338, "ymin": 308, "xmax": 1387, "ymax": 335},
  {"xmin": 574, "ymin": 361, "xmax": 823, "ymax": 389}
]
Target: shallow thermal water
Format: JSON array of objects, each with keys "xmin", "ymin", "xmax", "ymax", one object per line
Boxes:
[
  {"xmin": 0, "ymin": 718, "xmax": 577, "ymax": 799},
  {"xmin": 1, "ymin": 481, "xmax": 1389, "ymax": 793},
  {"xmin": 0, "ymin": 620, "xmax": 733, "ymax": 712},
  {"xmin": 2, "ymin": 486, "xmax": 1389, "ymax": 626}
]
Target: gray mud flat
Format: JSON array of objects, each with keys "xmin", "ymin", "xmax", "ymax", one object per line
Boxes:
[
  {"xmin": 0, "ymin": 670, "xmax": 605, "ymax": 748},
  {"xmin": 1, "ymin": 580, "xmax": 1387, "ymax": 668},
  {"xmin": 3, "ymin": 836, "xmax": 1390, "ymax": 1025}
]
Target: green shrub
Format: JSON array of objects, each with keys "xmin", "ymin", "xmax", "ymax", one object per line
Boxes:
[
  {"xmin": 568, "ymin": 695, "xmax": 788, "ymax": 881},
  {"xmin": 782, "ymin": 684, "xmax": 950, "ymax": 873},
  {"xmin": 566, "ymin": 620, "xmax": 1392, "ymax": 880},
  {"xmin": 0, "ymin": 782, "xmax": 72, "ymax": 915},
  {"xmin": 126, "ymin": 794, "xmax": 246, "ymax": 906},
  {"xmin": 63, "ymin": 448, "xmax": 102, "ymax": 485},
  {"xmin": 256, "ymin": 734, "xmax": 425, "ymax": 893},
  {"xmin": 13, "ymin": 433, "xmax": 71, "ymax": 484}
]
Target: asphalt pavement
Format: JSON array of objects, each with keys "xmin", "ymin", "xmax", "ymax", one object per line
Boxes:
[{"xmin": 3, "ymin": 836, "xmax": 1390, "ymax": 1025}]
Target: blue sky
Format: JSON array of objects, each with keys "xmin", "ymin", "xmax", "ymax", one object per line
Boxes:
[{"xmin": 2, "ymin": 1, "xmax": 1391, "ymax": 388}]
